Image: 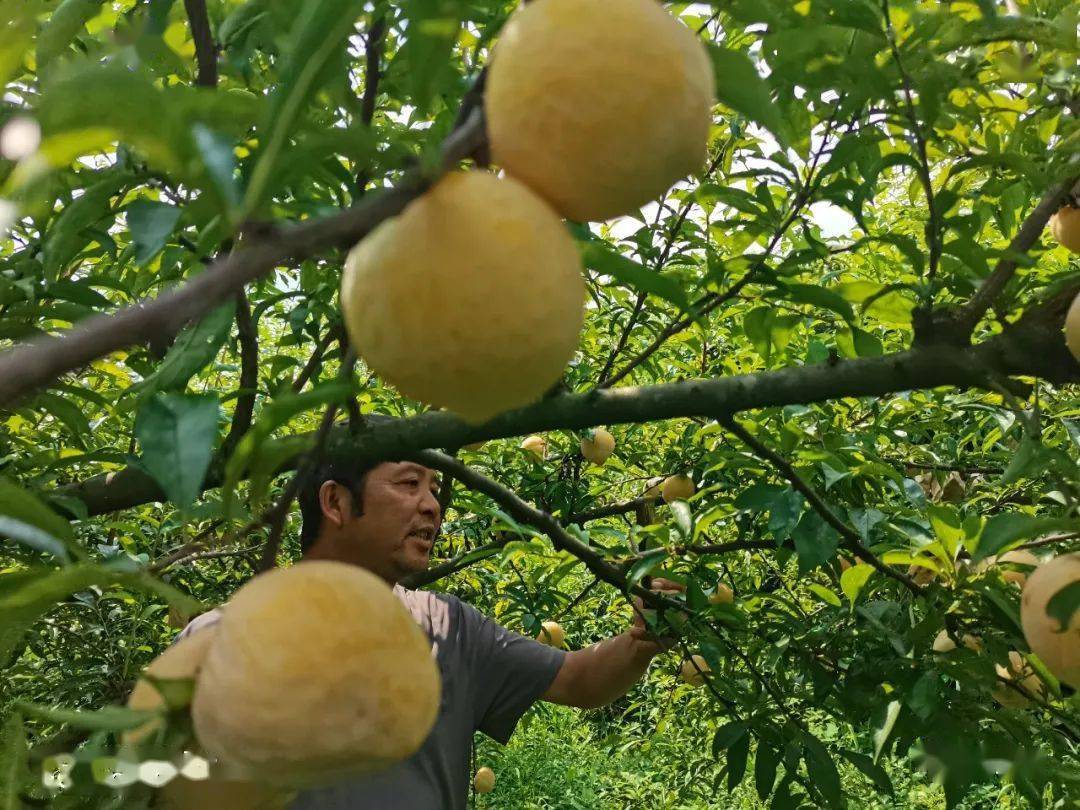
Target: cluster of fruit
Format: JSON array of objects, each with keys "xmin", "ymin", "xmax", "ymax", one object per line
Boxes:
[{"xmin": 340, "ymin": 0, "xmax": 715, "ymax": 424}]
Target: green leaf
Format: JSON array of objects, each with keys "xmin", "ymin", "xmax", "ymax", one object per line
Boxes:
[
  {"xmin": 626, "ymin": 548, "xmax": 668, "ymax": 589},
  {"xmin": 707, "ymin": 46, "xmax": 786, "ymax": 143},
  {"xmin": 0, "ymin": 517, "xmax": 72, "ymax": 562},
  {"xmin": 0, "ymin": 0, "xmax": 36, "ymax": 87},
  {"xmin": 974, "ymin": 513, "xmax": 1073, "ymax": 563},
  {"xmin": 791, "ymin": 510, "xmax": 840, "ymax": 573},
  {"xmin": 873, "ymin": 700, "xmax": 901, "ymax": 763},
  {"xmin": 0, "ymin": 711, "xmax": 27, "ymax": 810},
  {"xmin": 802, "ymin": 734, "xmax": 842, "ymax": 809},
  {"xmin": 908, "ymin": 670, "xmax": 943, "ymax": 721},
  {"xmin": 1045, "ymin": 581, "xmax": 1080, "ymax": 632},
  {"xmin": 135, "ymin": 393, "xmax": 221, "ymax": 511},
  {"xmin": 15, "ymin": 702, "xmax": 158, "ymax": 732},
  {"xmin": 927, "ymin": 504, "xmax": 964, "ymax": 560},
  {"xmin": 579, "ymin": 240, "xmax": 690, "ymax": 314},
  {"xmin": 137, "ymin": 303, "xmax": 235, "ymax": 396},
  {"xmin": 36, "ymin": 0, "xmax": 106, "ymax": 79},
  {"xmin": 398, "ymin": 0, "xmax": 465, "ymax": 114},
  {"xmin": 192, "ymin": 124, "xmax": 241, "ymax": 212},
  {"xmin": 838, "ymin": 749, "xmax": 893, "ymax": 796},
  {"xmin": 42, "ymin": 171, "xmax": 130, "ymax": 278},
  {"xmin": 0, "ymin": 476, "xmax": 74, "ymax": 544},
  {"xmin": 244, "ymin": 0, "xmax": 368, "ymax": 213},
  {"xmin": 0, "ymin": 563, "xmax": 201, "ymax": 664},
  {"xmin": 669, "ymin": 500, "xmax": 694, "ymax": 541},
  {"xmin": 755, "ymin": 739, "xmax": 780, "ymax": 799},
  {"xmin": 712, "ymin": 721, "xmax": 747, "ymax": 758},
  {"xmin": 127, "ymin": 200, "xmax": 182, "ymax": 266},
  {"xmin": 840, "ymin": 563, "xmax": 874, "ymax": 606},
  {"xmin": 727, "ymin": 730, "xmax": 751, "ymax": 790},
  {"xmin": 808, "ymin": 582, "xmax": 842, "ymax": 607},
  {"xmin": 776, "ymin": 283, "xmax": 854, "ymax": 321}
]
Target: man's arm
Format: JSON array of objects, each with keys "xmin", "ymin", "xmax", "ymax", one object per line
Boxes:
[{"xmin": 541, "ymin": 579, "xmax": 683, "ymax": 710}]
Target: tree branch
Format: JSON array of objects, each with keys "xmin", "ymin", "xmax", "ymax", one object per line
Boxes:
[
  {"xmin": 220, "ymin": 290, "xmax": 258, "ymax": 460},
  {"xmin": 182, "ymin": 0, "xmax": 218, "ymax": 88},
  {"xmin": 957, "ymin": 173, "xmax": 1080, "ymax": 335},
  {"xmin": 719, "ymin": 417, "xmax": 922, "ymax": 594},
  {"xmin": 54, "ymin": 293, "xmax": 1080, "ymax": 518},
  {"xmin": 0, "ymin": 110, "xmax": 487, "ymax": 411}
]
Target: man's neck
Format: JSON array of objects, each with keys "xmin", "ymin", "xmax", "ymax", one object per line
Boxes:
[{"xmin": 304, "ymin": 537, "xmax": 399, "ymax": 587}]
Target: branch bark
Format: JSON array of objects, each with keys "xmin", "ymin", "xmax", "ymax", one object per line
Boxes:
[
  {"xmin": 182, "ymin": 0, "xmax": 218, "ymax": 88},
  {"xmin": 719, "ymin": 417, "xmax": 922, "ymax": 594},
  {"xmin": 54, "ymin": 298, "xmax": 1080, "ymax": 518},
  {"xmin": 220, "ymin": 290, "xmax": 258, "ymax": 460}
]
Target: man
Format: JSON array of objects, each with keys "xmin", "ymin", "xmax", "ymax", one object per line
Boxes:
[{"xmin": 178, "ymin": 454, "xmax": 679, "ymax": 808}]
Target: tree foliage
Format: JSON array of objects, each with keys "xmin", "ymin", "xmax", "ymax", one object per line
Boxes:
[{"xmin": 0, "ymin": 0, "xmax": 1079, "ymax": 806}]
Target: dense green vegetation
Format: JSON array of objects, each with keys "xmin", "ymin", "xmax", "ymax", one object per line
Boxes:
[{"xmin": 1, "ymin": 0, "xmax": 1079, "ymax": 807}]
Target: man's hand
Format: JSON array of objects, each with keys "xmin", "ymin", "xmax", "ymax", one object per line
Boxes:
[{"xmin": 628, "ymin": 577, "xmax": 685, "ymax": 653}]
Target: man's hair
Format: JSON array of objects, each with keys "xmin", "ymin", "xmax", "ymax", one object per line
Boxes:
[{"xmin": 297, "ymin": 454, "xmax": 391, "ymax": 553}]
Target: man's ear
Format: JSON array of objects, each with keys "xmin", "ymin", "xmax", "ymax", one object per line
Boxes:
[{"xmin": 318, "ymin": 481, "xmax": 353, "ymax": 529}]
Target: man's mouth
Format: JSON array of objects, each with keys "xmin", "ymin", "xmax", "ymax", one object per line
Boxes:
[{"xmin": 406, "ymin": 527, "xmax": 435, "ymax": 549}]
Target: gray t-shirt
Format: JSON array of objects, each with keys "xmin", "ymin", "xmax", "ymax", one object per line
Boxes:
[{"xmin": 178, "ymin": 585, "xmax": 566, "ymax": 809}]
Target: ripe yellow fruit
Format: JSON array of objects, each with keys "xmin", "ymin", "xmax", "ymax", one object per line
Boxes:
[
  {"xmin": 536, "ymin": 620, "xmax": 565, "ymax": 648},
  {"xmin": 709, "ymin": 583, "xmax": 734, "ymax": 605},
  {"xmin": 907, "ymin": 561, "xmax": 938, "ymax": 586},
  {"xmin": 125, "ymin": 630, "xmax": 293, "ymax": 810},
  {"xmin": 931, "ymin": 629, "xmax": 982, "ymax": 654},
  {"xmin": 642, "ymin": 477, "xmax": 664, "ymax": 501},
  {"xmin": 126, "ymin": 627, "xmax": 219, "ymax": 746},
  {"xmin": 473, "ymin": 766, "xmax": 496, "ymax": 794},
  {"xmin": 1050, "ymin": 205, "xmax": 1080, "ymax": 253},
  {"xmin": 993, "ymin": 650, "xmax": 1044, "ymax": 708},
  {"xmin": 661, "ymin": 474, "xmax": 695, "ymax": 503},
  {"xmin": 1021, "ymin": 553, "xmax": 1080, "ymax": 688},
  {"xmin": 341, "ymin": 171, "xmax": 585, "ymax": 423},
  {"xmin": 486, "ymin": 0, "xmax": 714, "ymax": 221},
  {"xmin": 680, "ymin": 655, "xmax": 710, "ymax": 686},
  {"xmin": 997, "ymin": 549, "xmax": 1040, "ymax": 587},
  {"xmin": 1064, "ymin": 290, "xmax": 1080, "ymax": 363},
  {"xmin": 580, "ymin": 428, "xmax": 615, "ymax": 465},
  {"xmin": 192, "ymin": 562, "xmax": 440, "ymax": 785},
  {"xmin": 521, "ymin": 435, "xmax": 547, "ymax": 460}
]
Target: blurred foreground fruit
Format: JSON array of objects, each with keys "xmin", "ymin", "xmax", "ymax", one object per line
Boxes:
[
  {"xmin": 1021, "ymin": 554, "xmax": 1080, "ymax": 688},
  {"xmin": 709, "ymin": 583, "xmax": 734, "ymax": 605},
  {"xmin": 486, "ymin": 0, "xmax": 714, "ymax": 221},
  {"xmin": 341, "ymin": 171, "xmax": 585, "ymax": 423},
  {"xmin": 192, "ymin": 562, "xmax": 440, "ymax": 785}
]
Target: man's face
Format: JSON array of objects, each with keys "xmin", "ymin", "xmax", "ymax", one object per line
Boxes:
[{"xmin": 339, "ymin": 461, "xmax": 442, "ymax": 583}]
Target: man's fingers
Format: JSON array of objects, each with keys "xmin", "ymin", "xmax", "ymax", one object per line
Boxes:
[{"xmin": 651, "ymin": 577, "xmax": 684, "ymax": 591}]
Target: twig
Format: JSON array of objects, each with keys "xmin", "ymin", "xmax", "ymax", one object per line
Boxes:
[
  {"xmin": 257, "ymin": 350, "xmax": 357, "ymax": 571},
  {"xmin": 182, "ymin": 0, "xmax": 218, "ymax": 87},
  {"xmin": 355, "ymin": 14, "xmax": 387, "ymax": 193},
  {"xmin": 407, "ymin": 450, "xmax": 684, "ymax": 614},
  {"xmin": 220, "ymin": 291, "xmax": 258, "ymax": 460},
  {"xmin": 0, "ymin": 110, "xmax": 487, "ymax": 410},
  {"xmin": 291, "ymin": 328, "xmax": 337, "ymax": 392},
  {"xmin": 566, "ymin": 497, "xmax": 651, "ymax": 525},
  {"xmin": 957, "ymin": 174, "xmax": 1080, "ymax": 335},
  {"xmin": 882, "ymin": 0, "xmax": 939, "ymax": 284},
  {"xmin": 720, "ymin": 417, "xmax": 922, "ymax": 594}
]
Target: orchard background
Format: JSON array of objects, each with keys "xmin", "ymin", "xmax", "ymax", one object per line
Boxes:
[{"xmin": 1, "ymin": 0, "xmax": 1080, "ymax": 807}]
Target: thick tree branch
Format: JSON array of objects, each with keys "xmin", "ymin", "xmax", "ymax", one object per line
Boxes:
[
  {"xmin": 0, "ymin": 110, "xmax": 487, "ymax": 411},
  {"xmin": 567, "ymin": 497, "xmax": 650, "ymax": 525},
  {"xmin": 54, "ymin": 292, "xmax": 1080, "ymax": 518},
  {"xmin": 719, "ymin": 417, "xmax": 922, "ymax": 594},
  {"xmin": 182, "ymin": 0, "xmax": 218, "ymax": 88}
]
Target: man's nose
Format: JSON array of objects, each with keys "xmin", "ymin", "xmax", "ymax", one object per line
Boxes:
[{"xmin": 420, "ymin": 488, "xmax": 441, "ymax": 523}]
